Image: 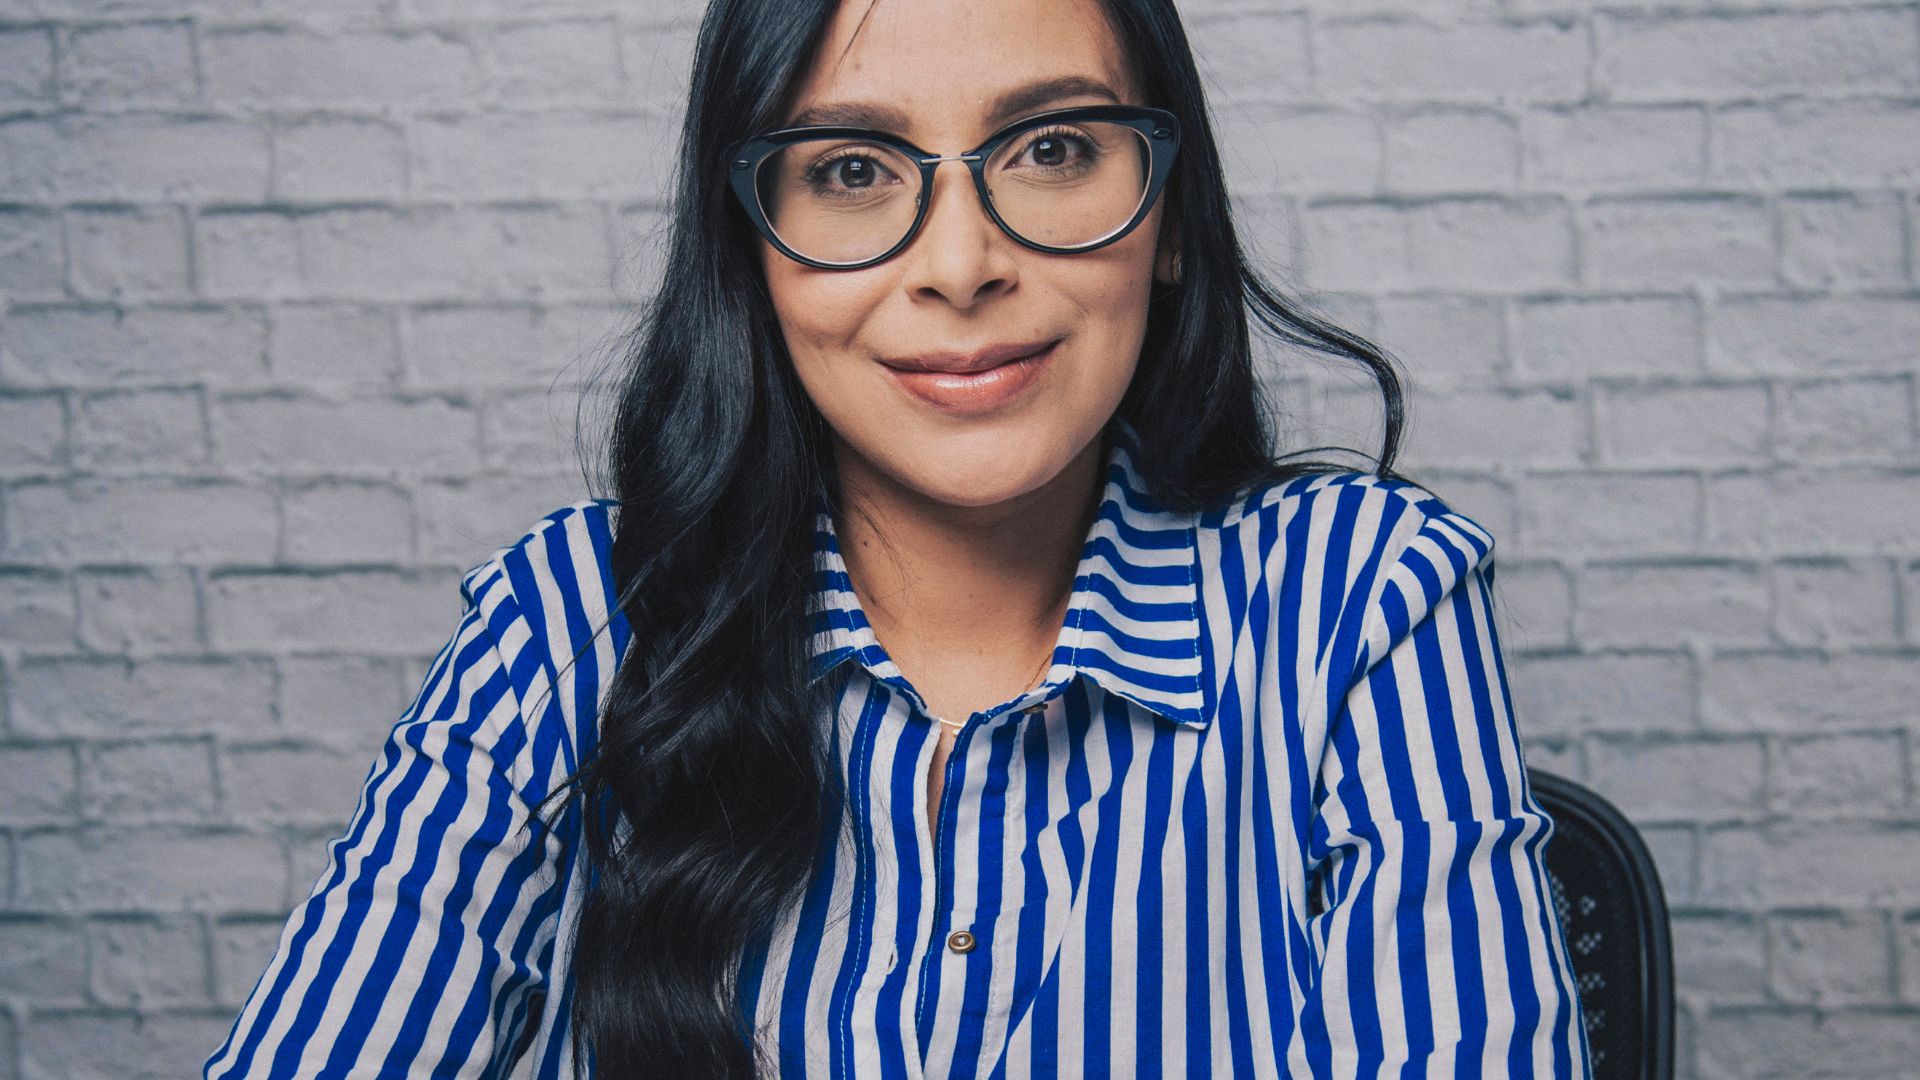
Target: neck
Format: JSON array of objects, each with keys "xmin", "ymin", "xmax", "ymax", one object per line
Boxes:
[{"xmin": 829, "ymin": 432, "xmax": 1107, "ymax": 670}]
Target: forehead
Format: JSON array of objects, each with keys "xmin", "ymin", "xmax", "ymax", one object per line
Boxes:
[{"xmin": 781, "ymin": 0, "xmax": 1137, "ymax": 136}]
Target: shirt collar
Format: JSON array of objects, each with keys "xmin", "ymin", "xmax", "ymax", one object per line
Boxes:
[{"xmin": 805, "ymin": 417, "xmax": 1209, "ymax": 729}]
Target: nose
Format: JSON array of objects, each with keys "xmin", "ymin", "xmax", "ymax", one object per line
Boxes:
[{"xmin": 898, "ymin": 160, "xmax": 1017, "ymax": 309}]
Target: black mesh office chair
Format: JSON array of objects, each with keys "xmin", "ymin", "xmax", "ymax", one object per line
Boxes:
[{"xmin": 1529, "ymin": 768, "xmax": 1675, "ymax": 1080}]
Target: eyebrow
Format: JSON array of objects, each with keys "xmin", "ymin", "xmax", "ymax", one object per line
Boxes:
[{"xmin": 785, "ymin": 75, "xmax": 1123, "ymax": 133}]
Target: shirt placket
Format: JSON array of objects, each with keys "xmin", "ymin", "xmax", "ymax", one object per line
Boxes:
[{"xmin": 908, "ymin": 695, "xmax": 1049, "ymax": 1078}]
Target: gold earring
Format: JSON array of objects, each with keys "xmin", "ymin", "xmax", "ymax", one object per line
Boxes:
[{"xmin": 1171, "ymin": 250, "xmax": 1183, "ymax": 285}]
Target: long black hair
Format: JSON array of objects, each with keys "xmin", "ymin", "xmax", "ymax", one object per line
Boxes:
[{"xmin": 541, "ymin": 0, "xmax": 1404, "ymax": 1075}]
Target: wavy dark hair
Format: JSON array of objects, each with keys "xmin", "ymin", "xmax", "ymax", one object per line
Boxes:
[{"xmin": 538, "ymin": 0, "xmax": 1405, "ymax": 1075}]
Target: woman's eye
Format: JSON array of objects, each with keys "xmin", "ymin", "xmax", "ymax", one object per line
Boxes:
[
  {"xmin": 806, "ymin": 151, "xmax": 896, "ymax": 191},
  {"xmin": 1016, "ymin": 130, "xmax": 1093, "ymax": 169}
]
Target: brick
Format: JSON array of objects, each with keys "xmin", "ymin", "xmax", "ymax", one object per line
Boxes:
[
  {"xmin": 197, "ymin": 206, "xmax": 616, "ymax": 303},
  {"xmin": 1490, "ymin": 560, "xmax": 1570, "ymax": 651},
  {"xmin": 1594, "ymin": 383, "xmax": 1769, "ymax": 468},
  {"xmin": 406, "ymin": 303, "xmax": 621, "ymax": 388},
  {"xmin": 14, "ymin": 828, "xmax": 283, "ymax": 912},
  {"xmin": 212, "ymin": 917, "xmax": 287, "ymax": 1007},
  {"xmin": 270, "ymin": 117, "xmax": 407, "ymax": 201},
  {"xmin": 415, "ymin": 475, "xmax": 584, "ymax": 564},
  {"xmin": 1908, "ymin": 560, "xmax": 1920, "ymax": 646},
  {"xmin": 0, "ymin": 394, "xmax": 67, "ymax": 473},
  {"xmin": 1398, "ymin": 388, "xmax": 1586, "ymax": 469},
  {"xmin": 0, "ymin": 917, "xmax": 86, "ymax": 1001},
  {"xmin": 0, "ymin": 208, "xmax": 64, "ymax": 298},
  {"xmin": 1769, "ymin": 732, "xmax": 1905, "ymax": 815},
  {"xmin": 481, "ymin": 389, "xmax": 590, "ymax": 474},
  {"xmin": 73, "ymin": 388, "xmax": 208, "ymax": 470},
  {"xmin": 1712, "ymin": 100, "xmax": 1920, "ymax": 187},
  {"xmin": 1599, "ymin": 10, "xmax": 1919, "ymax": 98},
  {"xmin": 86, "ymin": 915, "xmax": 209, "ymax": 1006},
  {"xmin": 1521, "ymin": 105, "xmax": 1705, "ymax": 191},
  {"xmin": 215, "ymin": 393, "xmax": 480, "ymax": 476},
  {"xmin": 1902, "ymin": 915, "xmax": 1920, "ymax": 1005},
  {"xmin": 1, "ymin": 305, "xmax": 270, "ymax": 388},
  {"xmin": 1316, "ymin": 17, "xmax": 1586, "ymax": 102},
  {"xmin": 1212, "ymin": 105, "xmax": 1380, "ymax": 199},
  {"xmin": 1700, "ymin": 825, "xmax": 1920, "ymax": 906},
  {"xmin": 1779, "ymin": 193, "xmax": 1908, "ymax": 289},
  {"xmin": 1581, "ymin": 197, "xmax": 1774, "ymax": 288},
  {"xmin": 64, "ymin": 206, "xmax": 191, "ymax": 299},
  {"xmin": 74, "ymin": 569, "xmax": 201, "ymax": 654},
  {"xmin": 0, "ymin": 569, "xmax": 77, "ymax": 650},
  {"xmin": 479, "ymin": 18, "xmax": 623, "ymax": 103},
  {"xmin": 0, "ymin": 115, "xmax": 270, "ymax": 202},
  {"xmin": 0, "ymin": 744, "xmax": 78, "ymax": 825},
  {"xmin": 1512, "ymin": 295, "xmax": 1701, "ymax": 381},
  {"xmin": 3, "ymin": 478, "xmax": 277, "ymax": 563},
  {"xmin": 83, "ymin": 738, "xmax": 217, "ymax": 820},
  {"xmin": 279, "ymin": 656, "xmax": 412, "ymax": 743},
  {"xmin": 268, "ymin": 304, "xmax": 401, "ymax": 386},
  {"xmin": 0, "ymin": 27, "xmax": 56, "ymax": 105},
  {"xmin": 1694, "ymin": 1008, "xmax": 1919, "ymax": 1080},
  {"xmin": 1184, "ymin": 12, "xmax": 1312, "ymax": 101},
  {"xmin": 1305, "ymin": 197, "xmax": 1575, "ymax": 291},
  {"xmin": 1506, "ymin": 653, "xmax": 1695, "ymax": 734},
  {"xmin": 1381, "ymin": 109, "xmax": 1517, "ymax": 193},
  {"xmin": 18, "ymin": 1011, "xmax": 241, "ymax": 1080},
  {"xmin": 191, "ymin": 210, "xmax": 300, "ymax": 299},
  {"xmin": 1702, "ymin": 653, "xmax": 1920, "ymax": 731},
  {"xmin": 302, "ymin": 206, "xmax": 613, "ymax": 301},
  {"xmin": 63, "ymin": 21, "xmax": 196, "ymax": 104},
  {"xmin": 1704, "ymin": 471, "xmax": 1920, "ymax": 555},
  {"xmin": 1638, "ymin": 824, "xmax": 1696, "ymax": 906},
  {"xmin": 1769, "ymin": 912, "xmax": 1894, "ymax": 1006},
  {"xmin": 1517, "ymin": 472, "xmax": 1699, "ymax": 555},
  {"xmin": 201, "ymin": 27, "xmax": 481, "ymax": 108},
  {"xmin": 282, "ymin": 482, "xmax": 413, "ymax": 564},
  {"xmin": 10, "ymin": 658, "xmax": 273, "ymax": 738},
  {"xmin": 1670, "ymin": 912, "xmax": 1766, "ymax": 1005},
  {"xmin": 1774, "ymin": 378, "xmax": 1915, "ymax": 465},
  {"xmin": 412, "ymin": 112, "xmax": 665, "ymax": 201},
  {"xmin": 1586, "ymin": 735, "xmax": 1763, "ymax": 821},
  {"xmin": 205, "ymin": 570, "xmax": 460, "ymax": 654},
  {"xmin": 223, "ymin": 742, "xmax": 375, "ymax": 826},
  {"xmin": 1577, "ymin": 562, "xmax": 1771, "ymax": 648},
  {"xmin": 1773, "ymin": 561, "xmax": 1899, "ymax": 649},
  {"xmin": 1370, "ymin": 296, "xmax": 1504, "ymax": 387}
]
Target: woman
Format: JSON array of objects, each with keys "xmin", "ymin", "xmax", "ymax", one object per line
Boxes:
[{"xmin": 206, "ymin": 0, "xmax": 1589, "ymax": 1076}]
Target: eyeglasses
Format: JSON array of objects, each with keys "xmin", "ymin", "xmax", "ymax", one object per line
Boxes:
[{"xmin": 724, "ymin": 104, "xmax": 1181, "ymax": 270}]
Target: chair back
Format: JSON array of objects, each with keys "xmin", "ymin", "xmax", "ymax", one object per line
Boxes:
[{"xmin": 1529, "ymin": 768, "xmax": 1676, "ymax": 1080}]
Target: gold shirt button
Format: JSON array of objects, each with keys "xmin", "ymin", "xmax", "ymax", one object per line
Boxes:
[{"xmin": 947, "ymin": 930, "xmax": 976, "ymax": 954}]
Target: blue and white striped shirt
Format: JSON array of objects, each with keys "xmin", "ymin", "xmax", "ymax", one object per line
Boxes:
[{"xmin": 207, "ymin": 419, "xmax": 1590, "ymax": 1078}]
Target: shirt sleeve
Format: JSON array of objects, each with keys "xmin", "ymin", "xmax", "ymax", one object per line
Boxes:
[
  {"xmin": 204, "ymin": 564, "xmax": 567, "ymax": 1079},
  {"xmin": 1288, "ymin": 499, "xmax": 1591, "ymax": 1079}
]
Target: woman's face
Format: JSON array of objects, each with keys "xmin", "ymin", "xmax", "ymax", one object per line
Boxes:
[{"xmin": 763, "ymin": 0, "xmax": 1174, "ymax": 510}]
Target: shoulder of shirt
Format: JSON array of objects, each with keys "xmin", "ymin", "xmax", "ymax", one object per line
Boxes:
[
  {"xmin": 1204, "ymin": 467, "xmax": 1494, "ymax": 559},
  {"xmin": 456, "ymin": 496, "xmax": 620, "ymax": 615}
]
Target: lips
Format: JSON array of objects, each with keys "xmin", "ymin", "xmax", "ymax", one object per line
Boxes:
[
  {"xmin": 880, "ymin": 338, "xmax": 1060, "ymax": 375},
  {"xmin": 881, "ymin": 338, "xmax": 1059, "ymax": 415}
]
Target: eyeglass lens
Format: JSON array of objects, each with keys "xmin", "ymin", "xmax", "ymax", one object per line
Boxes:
[{"xmin": 753, "ymin": 120, "xmax": 1154, "ymax": 265}]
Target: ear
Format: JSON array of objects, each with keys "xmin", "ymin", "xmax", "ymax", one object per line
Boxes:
[{"xmin": 1152, "ymin": 209, "xmax": 1182, "ymax": 285}]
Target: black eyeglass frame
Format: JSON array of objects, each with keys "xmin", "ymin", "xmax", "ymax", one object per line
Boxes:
[{"xmin": 724, "ymin": 104, "xmax": 1182, "ymax": 270}]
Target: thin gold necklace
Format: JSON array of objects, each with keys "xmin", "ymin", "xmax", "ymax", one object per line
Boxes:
[{"xmin": 932, "ymin": 642, "xmax": 1054, "ymax": 734}]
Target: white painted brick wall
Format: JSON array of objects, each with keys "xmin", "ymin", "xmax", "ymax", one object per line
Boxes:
[{"xmin": 0, "ymin": 0, "xmax": 1915, "ymax": 1075}]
